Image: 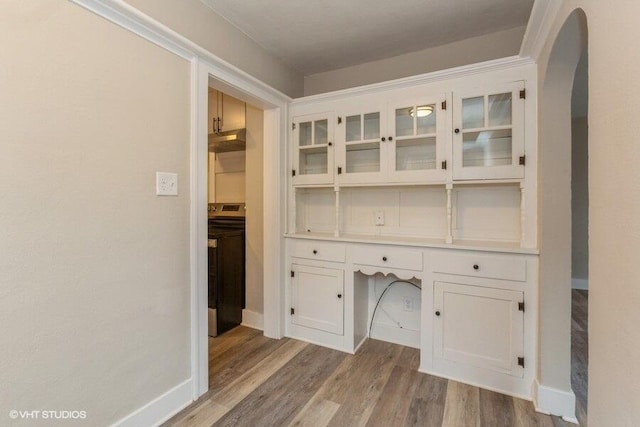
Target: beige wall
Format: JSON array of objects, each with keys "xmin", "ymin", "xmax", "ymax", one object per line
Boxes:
[
  {"xmin": 245, "ymin": 105, "xmax": 264, "ymax": 315},
  {"xmin": 0, "ymin": 1, "xmax": 190, "ymax": 425},
  {"xmin": 303, "ymin": 26, "xmax": 526, "ymax": 96},
  {"xmin": 124, "ymin": 0, "xmax": 303, "ymax": 97},
  {"xmin": 571, "ymin": 116, "xmax": 588, "ymax": 282},
  {"xmin": 538, "ymin": 1, "xmax": 640, "ymax": 424}
]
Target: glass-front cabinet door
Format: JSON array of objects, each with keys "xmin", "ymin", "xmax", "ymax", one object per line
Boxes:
[
  {"xmin": 335, "ymin": 105, "xmax": 386, "ymax": 184},
  {"xmin": 292, "ymin": 112, "xmax": 335, "ymax": 185},
  {"xmin": 388, "ymin": 95, "xmax": 447, "ymax": 182},
  {"xmin": 452, "ymin": 82, "xmax": 525, "ymax": 180}
]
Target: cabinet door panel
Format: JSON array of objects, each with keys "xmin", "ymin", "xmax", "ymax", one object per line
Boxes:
[
  {"xmin": 291, "ymin": 264, "xmax": 344, "ymax": 335},
  {"xmin": 336, "ymin": 105, "xmax": 386, "ymax": 184},
  {"xmin": 453, "ymin": 82, "xmax": 525, "ymax": 180},
  {"xmin": 293, "ymin": 113, "xmax": 335, "ymax": 185},
  {"xmin": 388, "ymin": 96, "xmax": 447, "ymax": 183},
  {"xmin": 434, "ymin": 282, "xmax": 524, "ymax": 377}
]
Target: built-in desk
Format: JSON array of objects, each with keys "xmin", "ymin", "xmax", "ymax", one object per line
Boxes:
[{"xmin": 285, "ymin": 235, "xmax": 538, "ymax": 399}]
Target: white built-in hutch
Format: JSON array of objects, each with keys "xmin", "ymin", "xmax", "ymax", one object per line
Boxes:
[{"xmin": 284, "ymin": 60, "xmax": 538, "ymax": 399}]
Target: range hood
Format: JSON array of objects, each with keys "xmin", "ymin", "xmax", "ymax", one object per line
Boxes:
[{"xmin": 208, "ymin": 128, "xmax": 246, "ymax": 153}]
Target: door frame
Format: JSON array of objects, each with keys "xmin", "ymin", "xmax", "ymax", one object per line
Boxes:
[
  {"xmin": 69, "ymin": 0, "xmax": 291, "ymax": 402},
  {"xmin": 194, "ymin": 61, "xmax": 289, "ymax": 396}
]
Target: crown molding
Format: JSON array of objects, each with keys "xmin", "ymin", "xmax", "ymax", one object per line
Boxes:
[
  {"xmin": 292, "ymin": 55, "xmax": 535, "ymax": 105},
  {"xmin": 519, "ymin": 0, "xmax": 565, "ymax": 60},
  {"xmin": 69, "ymin": 0, "xmax": 291, "ymax": 105}
]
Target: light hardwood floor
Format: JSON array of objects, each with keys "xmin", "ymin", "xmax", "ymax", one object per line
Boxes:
[{"xmin": 165, "ymin": 291, "xmax": 588, "ymax": 427}]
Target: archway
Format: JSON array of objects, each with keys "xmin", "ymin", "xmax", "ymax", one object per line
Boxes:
[{"xmin": 537, "ymin": 8, "xmax": 588, "ymax": 423}]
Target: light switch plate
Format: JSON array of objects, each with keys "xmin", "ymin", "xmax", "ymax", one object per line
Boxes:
[{"xmin": 156, "ymin": 172, "xmax": 178, "ymax": 196}]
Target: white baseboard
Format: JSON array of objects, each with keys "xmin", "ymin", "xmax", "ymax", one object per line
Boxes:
[
  {"xmin": 242, "ymin": 309, "xmax": 264, "ymax": 330},
  {"xmin": 571, "ymin": 278, "xmax": 589, "ymax": 290},
  {"xmin": 112, "ymin": 378, "xmax": 193, "ymax": 427},
  {"xmin": 370, "ymin": 322, "xmax": 420, "ymax": 349},
  {"xmin": 533, "ymin": 379, "xmax": 578, "ymax": 424}
]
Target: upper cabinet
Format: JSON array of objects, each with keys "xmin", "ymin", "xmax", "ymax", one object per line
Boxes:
[
  {"xmin": 291, "ymin": 77, "xmax": 530, "ymax": 186},
  {"xmin": 335, "ymin": 103, "xmax": 386, "ymax": 184},
  {"xmin": 332, "ymin": 94, "xmax": 447, "ymax": 185},
  {"xmin": 292, "ymin": 112, "xmax": 335, "ymax": 185},
  {"xmin": 452, "ymin": 81, "xmax": 526, "ymax": 180},
  {"xmin": 388, "ymin": 95, "xmax": 447, "ymax": 183}
]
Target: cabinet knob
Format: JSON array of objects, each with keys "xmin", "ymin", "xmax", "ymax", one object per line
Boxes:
[
  {"xmin": 435, "ymin": 310, "xmax": 441, "ymax": 316},
  {"xmin": 328, "ymin": 142, "xmax": 332, "ymax": 146},
  {"xmin": 337, "ymin": 293, "xmax": 342, "ymax": 299},
  {"xmin": 473, "ymin": 264, "xmax": 479, "ymax": 270},
  {"xmin": 382, "ymin": 256, "xmax": 388, "ymax": 262},
  {"xmin": 454, "ymin": 128, "xmax": 460, "ymax": 134},
  {"xmin": 313, "ymin": 249, "xmax": 317, "ymax": 254},
  {"xmin": 388, "ymin": 136, "xmax": 393, "ymax": 141},
  {"xmin": 381, "ymin": 137, "xmax": 386, "ymax": 142}
]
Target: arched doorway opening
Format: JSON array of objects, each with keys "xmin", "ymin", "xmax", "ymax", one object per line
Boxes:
[{"xmin": 537, "ymin": 8, "xmax": 588, "ymax": 423}]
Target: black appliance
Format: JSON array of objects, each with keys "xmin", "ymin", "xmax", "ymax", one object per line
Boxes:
[{"xmin": 208, "ymin": 203, "xmax": 245, "ymax": 336}]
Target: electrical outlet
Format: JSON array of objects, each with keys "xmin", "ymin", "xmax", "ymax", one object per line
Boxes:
[
  {"xmin": 403, "ymin": 297, "xmax": 413, "ymax": 312},
  {"xmin": 375, "ymin": 210, "xmax": 385, "ymax": 226},
  {"xmin": 156, "ymin": 172, "xmax": 178, "ymax": 196}
]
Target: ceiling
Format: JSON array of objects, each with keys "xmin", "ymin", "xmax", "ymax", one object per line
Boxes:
[{"xmin": 200, "ymin": 0, "xmax": 535, "ymax": 75}]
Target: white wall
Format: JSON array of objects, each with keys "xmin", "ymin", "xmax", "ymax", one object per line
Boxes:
[
  {"xmin": 124, "ymin": 0, "xmax": 304, "ymax": 97},
  {"xmin": 245, "ymin": 105, "xmax": 265, "ymax": 316},
  {"xmin": 0, "ymin": 1, "xmax": 190, "ymax": 425},
  {"xmin": 538, "ymin": 1, "xmax": 640, "ymax": 424},
  {"xmin": 303, "ymin": 26, "xmax": 526, "ymax": 96}
]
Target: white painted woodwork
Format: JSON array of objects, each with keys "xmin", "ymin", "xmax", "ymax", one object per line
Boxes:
[
  {"xmin": 452, "ymin": 81, "xmax": 526, "ymax": 180},
  {"xmin": 335, "ymin": 100, "xmax": 387, "ymax": 184},
  {"xmin": 431, "ymin": 251, "xmax": 527, "ymax": 282},
  {"xmin": 433, "ymin": 281, "xmax": 524, "ymax": 377},
  {"xmin": 451, "ymin": 184, "xmax": 521, "ymax": 244},
  {"xmin": 295, "ymin": 187, "xmax": 336, "ymax": 235},
  {"xmin": 291, "ymin": 264, "xmax": 344, "ymax": 335},
  {"xmin": 289, "ymin": 240, "xmax": 346, "ymax": 263},
  {"xmin": 351, "ymin": 246, "xmax": 423, "ymax": 271},
  {"xmin": 387, "ymin": 94, "xmax": 448, "ymax": 183},
  {"xmin": 292, "ymin": 112, "xmax": 335, "ymax": 185},
  {"xmin": 286, "ymin": 61, "xmax": 539, "ymax": 400}
]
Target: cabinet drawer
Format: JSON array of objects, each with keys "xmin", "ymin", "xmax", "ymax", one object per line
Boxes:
[
  {"xmin": 290, "ymin": 240, "xmax": 346, "ymax": 263},
  {"xmin": 352, "ymin": 247, "xmax": 423, "ymax": 271},
  {"xmin": 432, "ymin": 251, "xmax": 526, "ymax": 282}
]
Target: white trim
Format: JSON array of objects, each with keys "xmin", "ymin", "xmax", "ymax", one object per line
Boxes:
[
  {"xmin": 111, "ymin": 379, "xmax": 193, "ymax": 427},
  {"xmin": 189, "ymin": 57, "xmax": 204, "ymax": 400},
  {"xmin": 519, "ymin": 0, "xmax": 564, "ymax": 60},
  {"xmin": 533, "ymin": 379, "xmax": 578, "ymax": 424},
  {"xmin": 571, "ymin": 278, "xmax": 589, "ymax": 290},
  {"xmin": 70, "ymin": 0, "xmax": 289, "ymax": 415},
  {"xmin": 242, "ymin": 309, "xmax": 265, "ymax": 330},
  {"xmin": 70, "ymin": 0, "xmax": 290, "ymax": 105},
  {"xmin": 197, "ymin": 64, "xmax": 287, "ymax": 391},
  {"xmin": 291, "ymin": 56, "xmax": 535, "ymax": 105}
]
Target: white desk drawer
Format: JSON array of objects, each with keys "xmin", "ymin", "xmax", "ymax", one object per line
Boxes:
[
  {"xmin": 352, "ymin": 247, "xmax": 423, "ymax": 271},
  {"xmin": 290, "ymin": 240, "xmax": 346, "ymax": 263},
  {"xmin": 432, "ymin": 251, "xmax": 527, "ymax": 282}
]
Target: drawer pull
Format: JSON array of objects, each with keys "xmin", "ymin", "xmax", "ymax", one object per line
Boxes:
[
  {"xmin": 473, "ymin": 264, "xmax": 479, "ymax": 270},
  {"xmin": 382, "ymin": 256, "xmax": 388, "ymax": 262},
  {"xmin": 337, "ymin": 293, "xmax": 342, "ymax": 299},
  {"xmin": 435, "ymin": 311, "xmax": 441, "ymax": 316},
  {"xmin": 313, "ymin": 250, "xmax": 317, "ymax": 254}
]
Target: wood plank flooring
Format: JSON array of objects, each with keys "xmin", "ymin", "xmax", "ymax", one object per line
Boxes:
[{"xmin": 165, "ymin": 291, "xmax": 588, "ymax": 427}]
